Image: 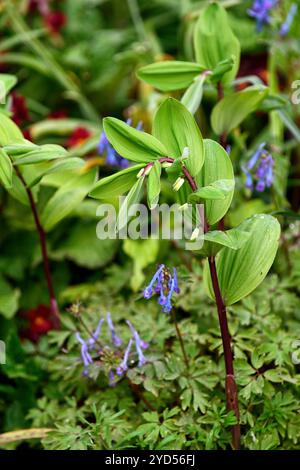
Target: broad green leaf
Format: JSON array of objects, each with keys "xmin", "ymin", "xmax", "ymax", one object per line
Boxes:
[
  {"xmin": 0, "ymin": 113, "xmax": 24, "ymax": 145},
  {"xmin": 137, "ymin": 61, "xmax": 205, "ymax": 91},
  {"xmin": 3, "ymin": 141, "xmax": 37, "ymax": 155},
  {"xmin": 147, "ymin": 161, "xmax": 161, "ymax": 209},
  {"xmin": 199, "ymin": 228, "xmax": 250, "ymax": 257},
  {"xmin": 13, "ymin": 144, "xmax": 67, "ymax": 165},
  {"xmin": 188, "ymin": 179, "xmax": 234, "ymax": 202},
  {"xmin": 181, "ymin": 74, "xmax": 206, "ymax": 115},
  {"xmin": 41, "ymin": 169, "xmax": 96, "ymax": 231},
  {"xmin": 153, "ymin": 98, "xmax": 204, "ymax": 177},
  {"xmin": 196, "ymin": 140, "xmax": 234, "ymax": 225},
  {"xmin": 89, "ymin": 164, "xmax": 144, "ymax": 199},
  {"xmin": 123, "ymin": 238, "xmax": 159, "ymax": 291},
  {"xmin": 193, "ymin": 3, "xmax": 240, "ymax": 84},
  {"xmin": 54, "ymin": 220, "xmax": 118, "ymax": 269},
  {"xmin": 117, "ymin": 176, "xmax": 145, "ymax": 233},
  {"xmin": 28, "ymin": 157, "xmax": 85, "ymax": 188},
  {"xmin": 0, "ymin": 275, "xmax": 20, "ymax": 319},
  {"xmin": 103, "ymin": 117, "xmax": 167, "ymax": 163},
  {"xmin": 209, "ymin": 58, "xmax": 234, "ymax": 84},
  {"xmin": 203, "ymin": 214, "xmax": 281, "ymax": 305},
  {"xmin": 0, "ymin": 148, "xmax": 13, "ymax": 188},
  {"xmin": 211, "ymin": 86, "xmax": 269, "ymax": 135},
  {"xmin": 0, "ymin": 73, "xmax": 17, "ymax": 101}
]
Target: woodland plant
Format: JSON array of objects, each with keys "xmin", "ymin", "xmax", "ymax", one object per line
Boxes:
[
  {"xmin": 0, "ymin": 0, "xmax": 299, "ymax": 452},
  {"xmin": 89, "ymin": 3, "xmax": 283, "ymax": 449}
]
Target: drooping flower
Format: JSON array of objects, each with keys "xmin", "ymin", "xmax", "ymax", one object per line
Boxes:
[
  {"xmin": 143, "ymin": 265, "xmax": 180, "ymax": 314},
  {"xmin": 242, "ymin": 142, "xmax": 274, "ymax": 192},
  {"xmin": 280, "ymin": 3, "xmax": 298, "ymax": 37},
  {"xmin": 107, "ymin": 312, "xmax": 122, "ymax": 347},
  {"xmin": 75, "ymin": 318, "xmax": 104, "ymax": 375},
  {"xmin": 116, "ymin": 339, "xmax": 133, "ymax": 376},
  {"xmin": 247, "ymin": 0, "xmax": 277, "ymax": 31},
  {"xmin": 126, "ymin": 320, "xmax": 149, "ymax": 367},
  {"xmin": 98, "ymin": 119, "xmax": 142, "ymax": 169}
]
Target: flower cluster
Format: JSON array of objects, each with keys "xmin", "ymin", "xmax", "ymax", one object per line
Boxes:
[
  {"xmin": 143, "ymin": 265, "xmax": 180, "ymax": 314},
  {"xmin": 242, "ymin": 142, "xmax": 274, "ymax": 192},
  {"xmin": 75, "ymin": 313, "xmax": 148, "ymax": 382},
  {"xmin": 98, "ymin": 119, "xmax": 142, "ymax": 168},
  {"xmin": 247, "ymin": 0, "xmax": 277, "ymax": 31}
]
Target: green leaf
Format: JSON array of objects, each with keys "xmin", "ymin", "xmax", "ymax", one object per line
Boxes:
[
  {"xmin": 0, "ymin": 148, "xmax": 13, "ymax": 188},
  {"xmin": 0, "ymin": 113, "xmax": 24, "ymax": 145},
  {"xmin": 203, "ymin": 214, "xmax": 281, "ymax": 305},
  {"xmin": 181, "ymin": 73, "xmax": 206, "ymax": 115},
  {"xmin": 28, "ymin": 157, "xmax": 85, "ymax": 188},
  {"xmin": 153, "ymin": 97, "xmax": 204, "ymax": 177},
  {"xmin": 116, "ymin": 176, "xmax": 145, "ymax": 233},
  {"xmin": 137, "ymin": 61, "xmax": 205, "ymax": 91},
  {"xmin": 188, "ymin": 179, "xmax": 234, "ymax": 202},
  {"xmin": 202, "ymin": 227, "xmax": 250, "ymax": 255},
  {"xmin": 211, "ymin": 86, "xmax": 269, "ymax": 135},
  {"xmin": 89, "ymin": 163, "xmax": 144, "ymax": 199},
  {"xmin": 0, "ymin": 73, "xmax": 17, "ymax": 100},
  {"xmin": 41, "ymin": 169, "xmax": 96, "ymax": 231},
  {"xmin": 54, "ymin": 220, "xmax": 118, "ymax": 269},
  {"xmin": 196, "ymin": 140, "xmax": 234, "ymax": 225},
  {"xmin": 103, "ymin": 117, "xmax": 167, "ymax": 163},
  {"xmin": 193, "ymin": 3, "xmax": 240, "ymax": 84},
  {"xmin": 147, "ymin": 161, "xmax": 161, "ymax": 209},
  {"xmin": 0, "ymin": 276, "xmax": 20, "ymax": 319},
  {"xmin": 209, "ymin": 58, "xmax": 234, "ymax": 84},
  {"xmin": 13, "ymin": 144, "xmax": 68, "ymax": 165},
  {"xmin": 123, "ymin": 238, "xmax": 159, "ymax": 291}
]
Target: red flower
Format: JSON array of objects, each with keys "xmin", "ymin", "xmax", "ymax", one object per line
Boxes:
[
  {"xmin": 48, "ymin": 109, "xmax": 68, "ymax": 119},
  {"xmin": 66, "ymin": 127, "xmax": 91, "ymax": 148},
  {"xmin": 11, "ymin": 92, "xmax": 31, "ymax": 127},
  {"xmin": 44, "ymin": 11, "xmax": 67, "ymax": 35},
  {"xmin": 21, "ymin": 304, "xmax": 56, "ymax": 342}
]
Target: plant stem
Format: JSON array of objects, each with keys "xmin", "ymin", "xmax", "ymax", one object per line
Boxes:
[
  {"xmin": 180, "ymin": 162, "xmax": 241, "ymax": 449},
  {"xmin": 14, "ymin": 167, "xmax": 60, "ymax": 328},
  {"xmin": 171, "ymin": 310, "xmax": 190, "ymax": 370},
  {"xmin": 208, "ymin": 256, "xmax": 240, "ymax": 450}
]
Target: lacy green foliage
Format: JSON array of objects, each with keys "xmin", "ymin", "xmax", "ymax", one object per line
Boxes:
[{"xmin": 21, "ymin": 256, "xmax": 300, "ymax": 451}]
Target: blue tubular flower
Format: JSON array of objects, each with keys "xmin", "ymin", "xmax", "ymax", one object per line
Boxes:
[
  {"xmin": 247, "ymin": 0, "xmax": 277, "ymax": 31},
  {"xmin": 143, "ymin": 265, "xmax": 180, "ymax": 314},
  {"xmin": 75, "ymin": 318, "xmax": 104, "ymax": 375},
  {"xmin": 242, "ymin": 143, "xmax": 274, "ymax": 193},
  {"xmin": 116, "ymin": 339, "xmax": 133, "ymax": 376},
  {"xmin": 75, "ymin": 332, "xmax": 93, "ymax": 375},
  {"xmin": 126, "ymin": 321, "xmax": 148, "ymax": 367},
  {"xmin": 98, "ymin": 118, "xmax": 142, "ymax": 168},
  {"xmin": 106, "ymin": 312, "xmax": 122, "ymax": 347},
  {"xmin": 280, "ymin": 3, "xmax": 297, "ymax": 36},
  {"xmin": 143, "ymin": 264, "xmax": 164, "ymax": 299}
]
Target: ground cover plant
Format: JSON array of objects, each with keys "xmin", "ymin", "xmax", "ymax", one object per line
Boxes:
[{"xmin": 0, "ymin": 0, "xmax": 300, "ymax": 451}]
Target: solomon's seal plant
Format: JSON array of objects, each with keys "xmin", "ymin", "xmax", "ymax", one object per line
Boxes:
[{"xmin": 89, "ymin": 3, "xmax": 281, "ymax": 449}]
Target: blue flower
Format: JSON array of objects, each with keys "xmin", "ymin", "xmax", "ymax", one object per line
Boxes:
[
  {"xmin": 242, "ymin": 143, "xmax": 274, "ymax": 192},
  {"xmin": 280, "ymin": 3, "xmax": 297, "ymax": 36},
  {"xmin": 107, "ymin": 312, "xmax": 122, "ymax": 347},
  {"xmin": 126, "ymin": 320, "xmax": 148, "ymax": 367},
  {"xmin": 247, "ymin": 0, "xmax": 277, "ymax": 31},
  {"xmin": 144, "ymin": 265, "xmax": 180, "ymax": 314},
  {"xmin": 75, "ymin": 318, "xmax": 104, "ymax": 375},
  {"xmin": 116, "ymin": 338, "xmax": 133, "ymax": 376},
  {"xmin": 98, "ymin": 118, "xmax": 142, "ymax": 168}
]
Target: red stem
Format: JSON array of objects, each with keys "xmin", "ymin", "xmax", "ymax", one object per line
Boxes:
[{"xmin": 15, "ymin": 166, "xmax": 60, "ymax": 328}]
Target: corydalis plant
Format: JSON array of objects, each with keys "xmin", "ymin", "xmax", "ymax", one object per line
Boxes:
[
  {"xmin": 89, "ymin": 3, "xmax": 282, "ymax": 450},
  {"xmin": 75, "ymin": 313, "xmax": 148, "ymax": 383}
]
